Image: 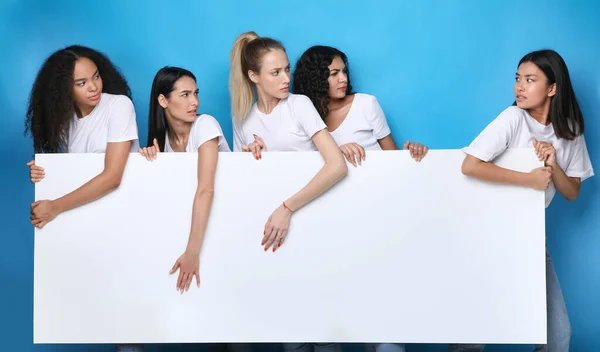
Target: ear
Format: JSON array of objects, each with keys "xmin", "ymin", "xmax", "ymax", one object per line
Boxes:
[
  {"xmin": 248, "ymin": 70, "xmax": 260, "ymax": 84},
  {"xmin": 158, "ymin": 94, "xmax": 168, "ymax": 108},
  {"xmin": 548, "ymin": 83, "xmax": 557, "ymax": 97}
]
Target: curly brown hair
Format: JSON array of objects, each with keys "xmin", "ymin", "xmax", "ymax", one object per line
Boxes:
[
  {"xmin": 292, "ymin": 45, "xmax": 354, "ymax": 119},
  {"xmin": 25, "ymin": 45, "xmax": 132, "ymax": 153}
]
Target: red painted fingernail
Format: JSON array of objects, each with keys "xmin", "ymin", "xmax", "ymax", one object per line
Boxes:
[
  {"xmin": 273, "ymin": 247, "xmax": 277, "ymax": 252},
  {"xmin": 264, "ymin": 247, "xmax": 268, "ymax": 251}
]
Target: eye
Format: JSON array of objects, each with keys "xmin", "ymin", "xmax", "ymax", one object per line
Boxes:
[
  {"xmin": 272, "ymin": 71, "xmax": 279, "ymax": 76},
  {"xmin": 527, "ymin": 78, "xmax": 534, "ymax": 83},
  {"xmin": 94, "ymin": 74, "xmax": 100, "ymax": 80},
  {"xmin": 182, "ymin": 93, "xmax": 188, "ymax": 97}
]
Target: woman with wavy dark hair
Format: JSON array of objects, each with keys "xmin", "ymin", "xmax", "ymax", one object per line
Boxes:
[
  {"xmin": 24, "ymin": 45, "xmax": 142, "ymax": 352},
  {"xmin": 292, "ymin": 45, "xmax": 428, "ymax": 166}
]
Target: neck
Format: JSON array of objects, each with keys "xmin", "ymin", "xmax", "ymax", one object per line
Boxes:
[
  {"xmin": 166, "ymin": 114, "xmax": 192, "ymax": 146},
  {"xmin": 328, "ymin": 96, "xmax": 347, "ymax": 111},
  {"xmin": 528, "ymin": 100, "xmax": 551, "ymax": 126},
  {"xmin": 256, "ymin": 88, "xmax": 281, "ymax": 114},
  {"xmin": 76, "ymin": 103, "xmax": 95, "ymax": 118}
]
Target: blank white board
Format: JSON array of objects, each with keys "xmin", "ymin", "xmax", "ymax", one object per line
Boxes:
[{"xmin": 33, "ymin": 149, "xmax": 546, "ymax": 345}]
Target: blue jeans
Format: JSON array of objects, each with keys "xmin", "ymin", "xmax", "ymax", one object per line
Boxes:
[
  {"xmin": 115, "ymin": 344, "xmax": 145, "ymax": 352},
  {"xmin": 368, "ymin": 343, "xmax": 406, "ymax": 352},
  {"xmin": 283, "ymin": 343, "xmax": 342, "ymax": 352},
  {"xmin": 448, "ymin": 252, "xmax": 571, "ymax": 352}
]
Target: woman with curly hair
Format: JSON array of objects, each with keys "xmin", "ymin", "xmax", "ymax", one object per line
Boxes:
[
  {"xmin": 24, "ymin": 45, "xmax": 143, "ymax": 352},
  {"xmin": 292, "ymin": 45, "xmax": 428, "ymax": 166}
]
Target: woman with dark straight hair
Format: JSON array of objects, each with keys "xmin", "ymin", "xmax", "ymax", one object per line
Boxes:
[{"xmin": 452, "ymin": 49, "xmax": 594, "ymax": 352}]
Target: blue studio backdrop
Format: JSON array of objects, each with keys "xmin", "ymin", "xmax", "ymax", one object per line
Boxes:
[{"xmin": 0, "ymin": 0, "xmax": 598, "ymax": 351}]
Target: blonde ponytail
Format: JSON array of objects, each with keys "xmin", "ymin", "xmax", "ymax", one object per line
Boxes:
[
  {"xmin": 229, "ymin": 31, "xmax": 259, "ymax": 125},
  {"xmin": 229, "ymin": 31, "xmax": 286, "ymax": 125}
]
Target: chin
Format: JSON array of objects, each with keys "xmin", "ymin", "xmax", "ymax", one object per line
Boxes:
[{"xmin": 276, "ymin": 90, "xmax": 290, "ymax": 99}]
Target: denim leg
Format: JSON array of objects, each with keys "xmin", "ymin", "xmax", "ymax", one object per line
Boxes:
[
  {"xmin": 227, "ymin": 343, "xmax": 255, "ymax": 352},
  {"xmin": 115, "ymin": 344, "xmax": 145, "ymax": 352},
  {"xmin": 313, "ymin": 343, "xmax": 342, "ymax": 352},
  {"xmin": 283, "ymin": 343, "xmax": 313, "ymax": 352},
  {"xmin": 369, "ymin": 343, "xmax": 406, "ymax": 352},
  {"xmin": 447, "ymin": 344, "xmax": 485, "ymax": 352},
  {"xmin": 533, "ymin": 252, "xmax": 571, "ymax": 352}
]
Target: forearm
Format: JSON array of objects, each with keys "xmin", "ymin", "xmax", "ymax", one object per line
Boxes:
[
  {"xmin": 54, "ymin": 171, "xmax": 122, "ymax": 213},
  {"xmin": 186, "ymin": 188, "xmax": 215, "ymax": 255},
  {"xmin": 550, "ymin": 164, "xmax": 580, "ymax": 201},
  {"xmin": 284, "ymin": 161, "xmax": 347, "ymax": 211},
  {"xmin": 463, "ymin": 159, "xmax": 532, "ymax": 187}
]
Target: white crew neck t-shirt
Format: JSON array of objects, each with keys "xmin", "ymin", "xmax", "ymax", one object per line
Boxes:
[
  {"xmin": 164, "ymin": 114, "xmax": 231, "ymax": 153},
  {"xmin": 463, "ymin": 105, "xmax": 594, "ymax": 208},
  {"xmin": 68, "ymin": 93, "xmax": 140, "ymax": 153},
  {"xmin": 233, "ymin": 93, "xmax": 327, "ymax": 152},
  {"xmin": 328, "ymin": 93, "xmax": 392, "ymax": 151}
]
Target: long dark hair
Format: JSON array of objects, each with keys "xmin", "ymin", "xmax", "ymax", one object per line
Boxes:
[
  {"xmin": 292, "ymin": 45, "xmax": 354, "ymax": 119},
  {"xmin": 514, "ymin": 49, "xmax": 584, "ymax": 140},
  {"xmin": 148, "ymin": 66, "xmax": 197, "ymax": 151},
  {"xmin": 25, "ymin": 45, "xmax": 131, "ymax": 153}
]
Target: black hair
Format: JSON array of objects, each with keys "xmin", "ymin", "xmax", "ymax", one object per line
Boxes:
[
  {"xmin": 25, "ymin": 45, "xmax": 132, "ymax": 153},
  {"xmin": 148, "ymin": 66, "xmax": 197, "ymax": 151},
  {"xmin": 515, "ymin": 49, "xmax": 584, "ymax": 140},
  {"xmin": 292, "ymin": 45, "xmax": 354, "ymax": 119}
]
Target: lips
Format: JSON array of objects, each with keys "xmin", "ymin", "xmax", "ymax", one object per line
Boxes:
[
  {"xmin": 516, "ymin": 95, "xmax": 526, "ymax": 102},
  {"xmin": 338, "ymin": 86, "xmax": 347, "ymax": 91},
  {"xmin": 188, "ymin": 109, "xmax": 197, "ymax": 114},
  {"xmin": 89, "ymin": 93, "xmax": 100, "ymax": 101}
]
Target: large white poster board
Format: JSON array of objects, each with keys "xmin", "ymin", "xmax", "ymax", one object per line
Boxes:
[{"xmin": 33, "ymin": 149, "xmax": 546, "ymax": 345}]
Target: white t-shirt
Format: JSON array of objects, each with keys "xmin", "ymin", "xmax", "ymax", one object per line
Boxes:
[
  {"xmin": 165, "ymin": 114, "xmax": 231, "ymax": 153},
  {"xmin": 463, "ymin": 105, "xmax": 594, "ymax": 207},
  {"xmin": 329, "ymin": 93, "xmax": 392, "ymax": 151},
  {"xmin": 233, "ymin": 93, "xmax": 327, "ymax": 152},
  {"xmin": 68, "ymin": 93, "xmax": 139, "ymax": 153}
]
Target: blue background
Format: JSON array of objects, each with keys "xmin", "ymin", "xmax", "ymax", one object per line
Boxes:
[{"xmin": 1, "ymin": 0, "xmax": 598, "ymax": 351}]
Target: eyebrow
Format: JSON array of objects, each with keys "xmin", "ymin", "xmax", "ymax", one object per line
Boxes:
[
  {"xmin": 515, "ymin": 73, "xmax": 538, "ymax": 77},
  {"xmin": 271, "ymin": 64, "xmax": 291, "ymax": 71},
  {"xmin": 74, "ymin": 69, "xmax": 99, "ymax": 83},
  {"xmin": 180, "ymin": 88, "xmax": 199, "ymax": 94}
]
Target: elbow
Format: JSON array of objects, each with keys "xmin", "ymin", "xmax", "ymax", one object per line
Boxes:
[
  {"xmin": 566, "ymin": 192, "xmax": 579, "ymax": 202},
  {"xmin": 461, "ymin": 159, "xmax": 474, "ymax": 176},
  {"xmin": 107, "ymin": 175, "xmax": 123, "ymax": 190},
  {"xmin": 196, "ymin": 187, "xmax": 215, "ymax": 199},
  {"xmin": 335, "ymin": 159, "xmax": 348, "ymax": 179}
]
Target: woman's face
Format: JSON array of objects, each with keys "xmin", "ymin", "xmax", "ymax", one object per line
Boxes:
[
  {"xmin": 249, "ymin": 49, "xmax": 291, "ymax": 100},
  {"xmin": 514, "ymin": 61, "xmax": 555, "ymax": 110},
  {"xmin": 327, "ymin": 56, "xmax": 348, "ymax": 99},
  {"xmin": 159, "ymin": 76, "xmax": 199, "ymax": 123},
  {"xmin": 72, "ymin": 57, "xmax": 103, "ymax": 114}
]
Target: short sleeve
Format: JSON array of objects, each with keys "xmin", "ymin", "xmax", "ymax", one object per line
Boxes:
[
  {"xmin": 107, "ymin": 95, "xmax": 139, "ymax": 144},
  {"xmin": 565, "ymin": 134, "xmax": 594, "ymax": 182},
  {"xmin": 192, "ymin": 115, "xmax": 230, "ymax": 152},
  {"xmin": 366, "ymin": 95, "xmax": 391, "ymax": 140},
  {"xmin": 292, "ymin": 94, "xmax": 326, "ymax": 138},
  {"xmin": 232, "ymin": 121, "xmax": 246, "ymax": 152},
  {"xmin": 462, "ymin": 106, "xmax": 520, "ymax": 162}
]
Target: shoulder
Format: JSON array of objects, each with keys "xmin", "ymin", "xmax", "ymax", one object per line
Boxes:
[
  {"xmin": 495, "ymin": 105, "xmax": 526, "ymax": 123},
  {"xmin": 193, "ymin": 114, "xmax": 222, "ymax": 130},
  {"xmin": 102, "ymin": 93, "xmax": 135, "ymax": 111},
  {"xmin": 286, "ymin": 93, "xmax": 314, "ymax": 108}
]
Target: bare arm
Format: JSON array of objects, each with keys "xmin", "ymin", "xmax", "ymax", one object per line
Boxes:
[
  {"xmin": 550, "ymin": 165, "xmax": 581, "ymax": 201},
  {"xmin": 461, "ymin": 154, "xmax": 551, "ymax": 190},
  {"xmin": 377, "ymin": 134, "xmax": 400, "ymax": 150},
  {"xmin": 283, "ymin": 129, "xmax": 348, "ymax": 211},
  {"xmin": 186, "ymin": 138, "xmax": 219, "ymax": 255},
  {"xmin": 55, "ymin": 141, "xmax": 132, "ymax": 213}
]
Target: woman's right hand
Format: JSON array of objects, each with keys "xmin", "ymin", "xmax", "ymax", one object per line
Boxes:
[
  {"xmin": 340, "ymin": 143, "xmax": 365, "ymax": 167},
  {"xmin": 242, "ymin": 134, "xmax": 266, "ymax": 160},
  {"xmin": 528, "ymin": 166, "xmax": 552, "ymax": 190},
  {"xmin": 27, "ymin": 160, "xmax": 45, "ymax": 183},
  {"xmin": 138, "ymin": 138, "xmax": 160, "ymax": 161}
]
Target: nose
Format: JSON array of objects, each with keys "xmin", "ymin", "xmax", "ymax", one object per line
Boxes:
[
  {"xmin": 340, "ymin": 71, "xmax": 348, "ymax": 84},
  {"xmin": 191, "ymin": 95, "xmax": 199, "ymax": 107},
  {"xmin": 283, "ymin": 70, "xmax": 290, "ymax": 84},
  {"xmin": 515, "ymin": 80, "xmax": 525, "ymax": 91},
  {"xmin": 89, "ymin": 81, "xmax": 98, "ymax": 92}
]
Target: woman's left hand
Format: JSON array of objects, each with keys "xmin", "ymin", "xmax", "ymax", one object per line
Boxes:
[
  {"xmin": 30, "ymin": 200, "xmax": 59, "ymax": 229},
  {"xmin": 533, "ymin": 139, "xmax": 557, "ymax": 168},
  {"xmin": 262, "ymin": 203, "xmax": 292, "ymax": 252},
  {"xmin": 403, "ymin": 140, "xmax": 429, "ymax": 162},
  {"xmin": 169, "ymin": 251, "xmax": 200, "ymax": 294}
]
